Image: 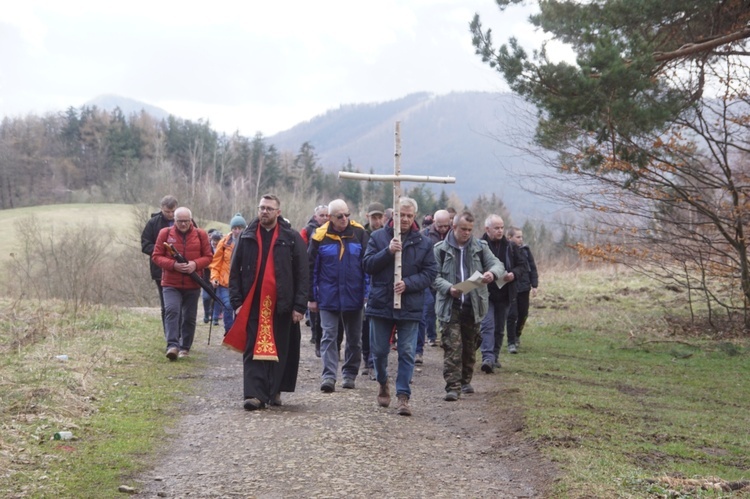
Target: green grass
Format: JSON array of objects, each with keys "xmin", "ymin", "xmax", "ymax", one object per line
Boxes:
[
  {"xmin": 2, "ymin": 261, "xmax": 749, "ymax": 497},
  {"xmin": 502, "ymin": 267, "xmax": 750, "ymax": 497},
  {"xmin": 0, "ymin": 301, "xmax": 204, "ymax": 498}
]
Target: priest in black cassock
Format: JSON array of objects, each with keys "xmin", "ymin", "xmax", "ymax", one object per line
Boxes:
[{"xmin": 225, "ymin": 194, "xmax": 309, "ymax": 410}]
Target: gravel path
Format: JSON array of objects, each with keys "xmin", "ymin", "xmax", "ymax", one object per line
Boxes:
[{"xmin": 135, "ymin": 324, "xmax": 556, "ymax": 498}]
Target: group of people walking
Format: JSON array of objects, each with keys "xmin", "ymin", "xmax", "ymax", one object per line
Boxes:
[{"xmin": 141, "ymin": 194, "xmax": 538, "ymax": 417}]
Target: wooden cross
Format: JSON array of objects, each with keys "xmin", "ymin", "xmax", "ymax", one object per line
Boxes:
[{"xmin": 338, "ymin": 121, "xmax": 455, "ymax": 308}]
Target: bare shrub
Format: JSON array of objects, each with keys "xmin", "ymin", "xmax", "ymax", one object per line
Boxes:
[{"xmin": 4, "ymin": 215, "xmax": 154, "ymax": 310}]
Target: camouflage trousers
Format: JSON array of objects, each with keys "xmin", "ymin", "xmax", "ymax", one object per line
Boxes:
[{"xmin": 439, "ymin": 303, "xmax": 481, "ymax": 393}]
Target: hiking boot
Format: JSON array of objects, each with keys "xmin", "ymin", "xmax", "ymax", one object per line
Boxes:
[
  {"xmin": 243, "ymin": 398, "xmax": 265, "ymax": 411},
  {"xmin": 396, "ymin": 395, "xmax": 412, "ymax": 416},
  {"xmin": 315, "ymin": 346, "xmax": 321, "ymax": 358},
  {"xmin": 509, "ymin": 344, "xmax": 518, "ymax": 354},
  {"xmin": 342, "ymin": 377, "xmax": 356, "ymax": 389},
  {"xmin": 481, "ymin": 360, "xmax": 494, "ymax": 374},
  {"xmin": 461, "ymin": 383, "xmax": 475, "ymax": 394},
  {"xmin": 213, "ymin": 320, "xmax": 220, "ymax": 326},
  {"xmin": 178, "ymin": 350, "xmax": 189, "ymax": 359},
  {"xmin": 377, "ymin": 382, "xmax": 391, "ymax": 407},
  {"xmin": 414, "ymin": 353, "xmax": 423, "ymax": 365},
  {"xmin": 269, "ymin": 393, "xmax": 282, "ymax": 406},
  {"xmin": 494, "ymin": 361, "xmax": 502, "ymax": 369},
  {"xmin": 428, "ymin": 339, "xmax": 438, "ymax": 347},
  {"xmin": 203, "ymin": 316, "xmax": 210, "ymax": 324},
  {"xmin": 444, "ymin": 390, "xmax": 459, "ymax": 402},
  {"xmin": 320, "ymin": 378, "xmax": 335, "ymax": 393},
  {"xmin": 166, "ymin": 347, "xmax": 179, "ymax": 361},
  {"xmin": 361, "ymin": 367, "xmax": 370, "ymax": 376}
]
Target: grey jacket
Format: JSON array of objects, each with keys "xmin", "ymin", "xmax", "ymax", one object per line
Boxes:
[{"xmin": 432, "ymin": 231, "xmax": 505, "ymax": 324}]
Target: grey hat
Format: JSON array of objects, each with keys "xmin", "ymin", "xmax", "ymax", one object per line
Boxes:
[
  {"xmin": 229, "ymin": 213, "xmax": 247, "ymax": 228},
  {"xmin": 367, "ymin": 202, "xmax": 385, "ymax": 216}
]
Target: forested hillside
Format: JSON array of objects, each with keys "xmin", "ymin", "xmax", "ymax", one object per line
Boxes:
[{"xmin": 0, "ymin": 92, "xmax": 553, "ymax": 226}]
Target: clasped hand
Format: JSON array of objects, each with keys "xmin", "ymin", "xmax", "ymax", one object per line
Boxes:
[{"xmin": 174, "ymin": 261, "xmax": 196, "ymax": 274}]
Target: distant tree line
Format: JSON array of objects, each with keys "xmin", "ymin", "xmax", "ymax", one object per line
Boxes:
[{"xmin": 0, "ymin": 105, "xmax": 573, "ymax": 262}]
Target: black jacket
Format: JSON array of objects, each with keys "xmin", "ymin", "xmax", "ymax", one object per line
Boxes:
[
  {"xmin": 228, "ymin": 217, "xmax": 309, "ymax": 315},
  {"xmin": 481, "ymin": 233, "xmax": 526, "ymax": 303},
  {"xmin": 516, "ymin": 245, "xmax": 539, "ymax": 293},
  {"xmin": 141, "ymin": 211, "xmax": 173, "ymax": 281}
]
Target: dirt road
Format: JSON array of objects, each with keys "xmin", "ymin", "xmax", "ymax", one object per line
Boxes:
[{"xmin": 135, "ymin": 324, "xmax": 556, "ymax": 498}]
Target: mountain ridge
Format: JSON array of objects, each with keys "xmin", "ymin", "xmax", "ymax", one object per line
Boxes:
[{"xmin": 268, "ymin": 91, "xmax": 552, "ymax": 220}]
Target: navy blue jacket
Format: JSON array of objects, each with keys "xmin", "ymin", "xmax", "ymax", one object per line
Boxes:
[
  {"xmin": 308, "ymin": 220, "xmax": 369, "ymax": 312},
  {"xmin": 363, "ymin": 225, "xmax": 437, "ymax": 321}
]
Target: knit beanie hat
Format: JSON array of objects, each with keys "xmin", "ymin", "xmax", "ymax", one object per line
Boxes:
[{"xmin": 229, "ymin": 213, "xmax": 247, "ymax": 228}]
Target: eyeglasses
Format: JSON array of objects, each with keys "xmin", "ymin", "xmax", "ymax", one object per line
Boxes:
[
  {"xmin": 258, "ymin": 206, "xmax": 278, "ymax": 212},
  {"xmin": 333, "ymin": 213, "xmax": 350, "ymax": 220},
  {"xmin": 175, "ymin": 219, "xmax": 191, "ymax": 224}
]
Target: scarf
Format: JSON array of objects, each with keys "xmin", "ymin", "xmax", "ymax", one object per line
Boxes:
[{"xmin": 222, "ymin": 224, "xmax": 280, "ymax": 361}]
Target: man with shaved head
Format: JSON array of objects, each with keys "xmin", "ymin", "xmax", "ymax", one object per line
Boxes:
[{"xmin": 417, "ymin": 209, "xmax": 452, "ymax": 354}]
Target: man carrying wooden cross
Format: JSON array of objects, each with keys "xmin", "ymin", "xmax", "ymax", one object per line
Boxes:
[{"xmin": 363, "ymin": 196, "xmax": 437, "ymax": 415}]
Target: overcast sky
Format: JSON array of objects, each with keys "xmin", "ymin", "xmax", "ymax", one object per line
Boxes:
[{"xmin": 1, "ymin": 1, "xmax": 547, "ymax": 136}]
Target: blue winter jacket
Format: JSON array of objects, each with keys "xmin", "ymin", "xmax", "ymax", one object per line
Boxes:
[
  {"xmin": 363, "ymin": 225, "xmax": 437, "ymax": 321},
  {"xmin": 308, "ymin": 220, "xmax": 369, "ymax": 312}
]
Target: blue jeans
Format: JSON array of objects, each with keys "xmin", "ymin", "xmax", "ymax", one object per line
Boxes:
[
  {"xmin": 320, "ymin": 309, "xmax": 363, "ymax": 382},
  {"xmin": 214, "ymin": 285, "xmax": 234, "ymax": 332},
  {"xmin": 202, "ymin": 288, "xmax": 221, "ymax": 320},
  {"xmin": 370, "ymin": 317, "xmax": 419, "ymax": 398},
  {"xmin": 480, "ymin": 300, "xmax": 510, "ymax": 363},
  {"xmin": 163, "ymin": 287, "xmax": 201, "ymax": 351}
]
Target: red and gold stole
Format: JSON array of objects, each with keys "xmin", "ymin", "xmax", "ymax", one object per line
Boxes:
[{"xmin": 222, "ymin": 224, "xmax": 279, "ymax": 361}]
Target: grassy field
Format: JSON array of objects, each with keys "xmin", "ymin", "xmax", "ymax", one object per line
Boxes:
[
  {"xmin": 0, "ymin": 202, "xmax": 747, "ymax": 497},
  {"xmin": 502, "ymin": 267, "xmax": 750, "ymax": 497}
]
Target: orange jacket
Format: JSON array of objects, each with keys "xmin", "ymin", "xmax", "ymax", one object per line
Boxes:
[{"xmin": 209, "ymin": 234, "xmax": 236, "ymax": 287}]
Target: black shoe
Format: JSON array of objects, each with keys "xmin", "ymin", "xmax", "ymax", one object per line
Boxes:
[
  {"xmin": 243, "ymin": 398, "xmax": 265, "ymax": 411},
  {"xmin": 320, "ymin": 379, "xmax": 335, "ymax": 393},
  {"xmin": 269, "ymin": 393, "xmax": 282, "ymax": 406},
  {"xmin": 444, "ymin": 391, "xmax": 459, "ymax": 402},
  {"xmin": 315, "ymin": 346, "xmax": 321, "ymax": 358},
  {"xmin": 213, "ymin": 320, "xmax": 220, "ymax": 326}
]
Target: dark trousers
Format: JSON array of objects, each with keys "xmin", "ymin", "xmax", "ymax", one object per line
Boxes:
[
  {"xmin": 361, "ymin": 317, "xmax": 372, "ymax": 368},
  {"xmin": 509, "ymin": 291, "xmax": 530, "ymax": 339},
  {"xmin": 155, "ymin": 280, "xmax": 166, "ymax": 331}
]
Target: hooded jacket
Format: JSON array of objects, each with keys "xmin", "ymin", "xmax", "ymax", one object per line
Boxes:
[
  {"xmin": 209, "ymin": 233, "xmax": 236, "ymax": 288},
  {"xmin": 308, "ymin": 220, "xmax": 369, "ymax": 312},
  {"xmin": 432, "ymin": 231, "xmax": 504, "ymax": 324},
  {"xmin": 363, "ymin": 223, "xmax": 437, "ymax": 321}
]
